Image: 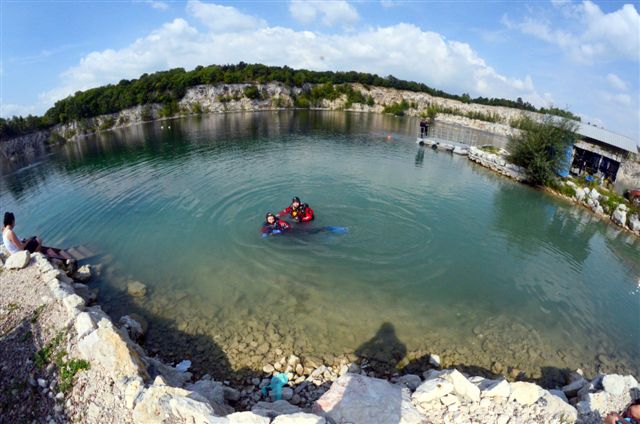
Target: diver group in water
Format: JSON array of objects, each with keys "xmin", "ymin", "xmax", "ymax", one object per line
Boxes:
[{"xmin": 261, "ymin": 196, "xmax": 347, "ymax": 238}]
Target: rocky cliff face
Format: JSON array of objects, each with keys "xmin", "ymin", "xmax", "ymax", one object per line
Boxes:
[{"xmin": 32, "ymin": 82, "xmax": 538, "ymax": 145}]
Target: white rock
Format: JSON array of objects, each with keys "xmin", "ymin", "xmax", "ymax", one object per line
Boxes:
[
  {"xmin": 589, "ymin": 188, "xmax": 600, "ymax": 200},
  {"xmin": 38, "ymin": 378, "xmax": 47, "ymax": 388},
  {"xmin": 540, "ymin": 391, "xmax": 577, "ymax": 421},
  {"xmin": 62, "ymin": 294, "xmax": 85, "ymax": 315},
  {"xmin": 74, "ymin": 264, "xmax": 92, "ymax": 282},
  {"xmin": 509, "ymin": 382, "xmax": 542, "ymax": 406},
  {"xmin": 440, "ymin": 393, "xmax": 459, "ymax": 406},
  {"xmin": 428, "ymin": 354, "xmax": 441, "ymax": 368},
  {"xmin": 576, "ymin": 391, "xmax": 610, "ymax": 415},
  {"xmin": 4, "ymin": 250, "xmax": 30, "ymax": 269},
  {"xmin": 272, "ymin": 412, "xmax": 326, "ymax": 424},
  {"xmin": 397, "ymin": 374, "xmax": 422, "ymax": 391},
  {"xmin": 623, "ymin": 375, "xmax": 638, "ymax": 389},
  {"xmin": 566, "ymin": 181, "xmax": 577, "ymax": 188},
  {"xmin": 74, "ymin": 312, "xmax": 96, "ymax": 339},
  {"xmin": 612, "ymin": 208, "xmax": 627, "ymax": 227},
  {"xmin": 123, "ymin": 377, "xmax": 145, "ymax": 409},
  {"xmin": 602, "ymin": 374, "xmax": 625, "ymax": 396},
  {"xmin": 440, "ymin": 369, "xmax": 480, "ymax": 402},
  {"xmin": 497, "ymin": 414, "xmax": 510, "ymax": 424},
  {"xmin": 226, "ymin": 411, "xmax": 271, "ymax": 424},
  {"xmin": 132, "ymin": 384, "xmax": 225, "ymax": 423},
  {"xmin": 575, "ymin": 187, "xmax": 586, "ymax": 201},
  {"xmin": 412, "ymin": 378, "xmax": 454, "ymax": 404},
  {"xmin": 78, "ymin": 320, "xmax": 146, "ymax": 380},
  {"xmin": 481, "ymin": 379, "xmax": 511, "ymax": 399},
  {"xmin": 314, "ymin": 373, "xmax": 424, "ymax": 424}
]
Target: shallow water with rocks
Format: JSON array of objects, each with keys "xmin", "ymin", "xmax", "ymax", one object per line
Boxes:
[{"xmin": 1, "ymin": 111, "xmax": 638, "ymax": 386}]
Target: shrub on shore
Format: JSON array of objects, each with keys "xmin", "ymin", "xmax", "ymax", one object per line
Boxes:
[{"xmin": 507, "ymin": 116, "xmax": 578, "ymax": 186}]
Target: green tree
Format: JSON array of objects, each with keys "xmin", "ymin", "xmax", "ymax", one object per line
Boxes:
[{"xmin": 507, "ymin": 116, "xmax": 578, "ymax": 186}]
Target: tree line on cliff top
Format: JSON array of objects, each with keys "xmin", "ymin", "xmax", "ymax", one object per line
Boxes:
[{"xmin": 0, "ymin": 62, "xmax": 580, "ymax": 140}]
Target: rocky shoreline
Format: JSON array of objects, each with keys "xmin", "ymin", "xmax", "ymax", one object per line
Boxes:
[
  {"xmin": 466, "ymin": 146, "xmax": 640, "ymax": 237},
  {"xmin": 1, "ymin": 248, "xmax": 638, "ymax": 423}
]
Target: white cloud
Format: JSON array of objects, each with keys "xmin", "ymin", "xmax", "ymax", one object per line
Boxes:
[
  {"xmin": 147, "ymin": 1, "xmax": 169, "ymax": 10},
  {"xmin": 37, "ymin": 2, "xmax": 546, "ymax": 115},
  {"xmin": 134, "ymin": 0, "xmax": 169, "ymax": 11},
  {"xmin": 289, "ymin": 1, "xmax": 359, "ymax": 26},
  {"xmin": 504, "ymin": 1, "xmax": 640, "ymax": 63},
  {"xmin": 601, "ymin": 91, "xmax": 632, "ymax": 107},
  {"xmin": 186, "ymin": 0, "xmax": 266, "ymax": 32},
  {"xmin": 606, "ymin": 73, "xmax": 628, "ymax": 91}
]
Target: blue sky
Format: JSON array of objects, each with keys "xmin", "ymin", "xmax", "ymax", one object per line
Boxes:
[{"xmin": 1, "ymin": 0, "xmax": 638, "ymax": 141}]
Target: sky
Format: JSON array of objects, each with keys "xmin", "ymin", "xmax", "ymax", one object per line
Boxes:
[{"xmin": 1, "ymin": 0, "xmax": 639, "ymax": 141}]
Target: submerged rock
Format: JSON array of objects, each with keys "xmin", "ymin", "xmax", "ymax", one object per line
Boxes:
[{"xmin": 127, "ymin": 281, "xmax": 147, "ymax": 297}]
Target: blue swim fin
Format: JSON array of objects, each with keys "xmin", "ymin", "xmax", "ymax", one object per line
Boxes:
[{"xmin": 324, "ymin": 226, "xmax": 348, "ymax": 234}]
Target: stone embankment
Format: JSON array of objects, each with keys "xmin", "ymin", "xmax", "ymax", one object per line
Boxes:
[
  {"xmin": 466, "ymin": 146, "xmax": 640, "ymax": 237},
  {"xmin": 2, "ymin": 248, "xmax": 638, "ymax": 423}
]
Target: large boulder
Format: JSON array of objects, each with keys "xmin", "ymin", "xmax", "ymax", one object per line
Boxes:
[
  {"xmin": 186, "ymin": 380, "xmax": 226, "ymax": 406},
  {"xmin": 509, "ymin": 382, "xmax": 542, "ymax": 406},
  {"xmin": 132, "ymin": 384, "xmax": 226, "ymax": 423},
  {"xmin": 612, "ymin": 205, "xmax": 628, "ymax": 227},
  {"xmin": 480, "ymin": 379, "xmax": 511, "ymax": 399},
  {"xmin": 4, "ymin": 250, "xmax": 30, "ymax": 270},
  {"xmin": 313, "ymin": 373, "xmax": 424, "ymax": 424},
  {"xmin": 226, "ymin": 411, "xmax": 271, "ymax": 423},
  {"xmin": 78, "ymin": 320, "xmax": 148, "ymax": 380},
  {"xmin": 540, "ymin": 391, "xmax": 577, "ymax": 421},
  {"xmin": 272, "ymin": 412, "xmax": 326, "ymax": 424},
  {"xmin": 440, "ymin": 369, "xmax": 480, "ymax": 402},
  {"xmin": 74, "ymin": 264, "xmax": 92, "ymax": 282},
  {"xmin": 412, "ymin": 377, "xmax": 453, "ymax": 404},
  {"xmin": 602, "ymin": 374, "xmax": 626, "ymax": 396}
]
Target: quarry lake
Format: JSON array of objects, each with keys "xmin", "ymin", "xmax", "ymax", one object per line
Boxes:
[{"xmin": 1, "ymin": 111, "xmax": 638, "ymax": 383}]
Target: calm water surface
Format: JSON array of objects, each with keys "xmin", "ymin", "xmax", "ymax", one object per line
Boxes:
[{"xmin": 1, "ymin": 111, "xmax": 638, "ymax": 382}]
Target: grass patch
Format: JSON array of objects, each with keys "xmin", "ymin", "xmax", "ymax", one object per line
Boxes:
[
  {"xmin": 480, "ymin": 145, "xmax": 500, "ymax": 154},
  {"xmin": 55, "ymin": 350, "xmax": 89, "ymax": 392},
  {"xmin": 29, "ymin": 304, "xmax": 46, "ymax": 324},
  {"xmin": 7, "ymin": 303, "xmax": 20, "ymax": 313},
  {"xmin": 557, "ymin": 184, "xmax": 576, "ymax": 198},
  {"xmin": 34, "ymin": 332, "xmax": 64, "ymax": 369}
]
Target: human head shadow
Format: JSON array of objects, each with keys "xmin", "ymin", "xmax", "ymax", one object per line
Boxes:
[
  {"xmin": 354, "ymin": 322, "xmax": 407, "ymax": 377},
  {"xmin": 315, "ymin": 322, "xmax": 407, "ymax": 424}
]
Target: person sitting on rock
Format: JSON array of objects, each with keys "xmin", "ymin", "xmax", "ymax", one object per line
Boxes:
[
  {"xmin": 605, "ymin": 399, "xmax": 640, "ymax": 424},
  {"xmin": 3, "ymin": 212, "xmax": 75, "ymax": 265},
  {"xmin": 277, "ymin": 197, "xmax": 314, "ymax": 223},
  {"xmin": 261, "ymin": 213, "xmax": 291, "ymax": 237}
]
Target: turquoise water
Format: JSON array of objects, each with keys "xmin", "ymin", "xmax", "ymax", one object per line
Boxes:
[{"xmin": 1, "ymin": 111, "xmax": 638, "ymax": 382}]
